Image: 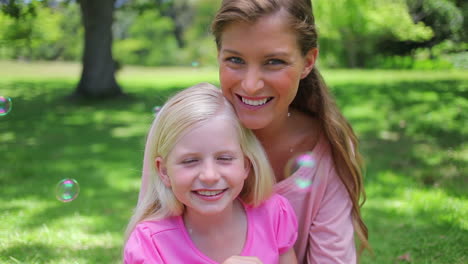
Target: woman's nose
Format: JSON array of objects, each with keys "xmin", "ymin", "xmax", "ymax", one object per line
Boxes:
[{"xmin": 241, "ymin": 66, "xmax": 264, "ymax": 95}]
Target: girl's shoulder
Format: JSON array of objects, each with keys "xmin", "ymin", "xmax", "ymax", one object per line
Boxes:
[
  {"xmin": 124, "ymin": 216, "xmax": 188, "ymax": 263},
  {"xmin": 248, "ymin": 193, "xmax": 297, "ymax": 224},
  {"xmin": 246, "ymin": 194, "xmax": 298, "ymax": 254},
  {"xmin": 130, "ymin": 216, "xmax": 181, "ymax": 239}
]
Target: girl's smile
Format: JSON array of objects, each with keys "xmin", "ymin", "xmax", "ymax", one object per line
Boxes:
[{"xmin": 192, "ymin": 188, "xmax": 228, "ymax": 201}]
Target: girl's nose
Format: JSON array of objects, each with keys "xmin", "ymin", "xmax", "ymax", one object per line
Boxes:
[
  {"xmin": 241, "ymin": 66, "xmax": 264, "ymax": 95},
  {"xmin": 199, "ymin": 161, "xmax": 220, "ymax": 184}
]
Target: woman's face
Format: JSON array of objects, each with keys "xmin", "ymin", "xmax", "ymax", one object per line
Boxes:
[{"xmin": 217, "ymin": 12, "xmax": 316, "ymax": 130}]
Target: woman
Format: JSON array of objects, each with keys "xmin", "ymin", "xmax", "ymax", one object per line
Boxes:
[{"xmin": 211, "ymin": 0, "xmax": 370, "ymax": 263}]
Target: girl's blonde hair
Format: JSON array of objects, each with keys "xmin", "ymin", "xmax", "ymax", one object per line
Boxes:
[
  {"xmin": 124, "ymin": 82, "xmax": 274, "ymax": 242},
  {"xmin": 212, "ymin": 0, "xmax": 370, "ymax": 255}
]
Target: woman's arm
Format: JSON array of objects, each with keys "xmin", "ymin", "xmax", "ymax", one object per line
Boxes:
[
  {"xmin": 308, "ymin": 170, "xmax": 356, "ymax": 264},
  {"xmin": 279, "ymin": 248, "xmax": 298, "ymax": 264}
]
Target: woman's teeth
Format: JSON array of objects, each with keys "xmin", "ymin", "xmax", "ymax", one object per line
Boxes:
[
  {"xmin": 241, "ymin": 97, "xmax": 269, "ymax": 106},
  {"xmin": 196, "ymin": 190, "xmax": 224, "ymax": 196}
]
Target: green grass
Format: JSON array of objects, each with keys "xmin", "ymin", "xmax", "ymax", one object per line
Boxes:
[{"xmin": 0, "ymin": 61, "xmax": 467, "ymax": 263}]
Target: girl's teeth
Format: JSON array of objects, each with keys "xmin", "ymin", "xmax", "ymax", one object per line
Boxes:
[
  {"xmin": 241, "ymin": 97, "xmax": 268, "ymax": 106},
  {"xmin": 196, "ymin": 190, "xmax": 223, "ymax": 196}
]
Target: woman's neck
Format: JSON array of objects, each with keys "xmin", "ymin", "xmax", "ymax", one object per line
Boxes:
[
  {"xmin": 254, "ymin": 109, "xmax": 321, "ymax": 180},
  {"xmin": 254, "ymin": 110, "xmax": 292, "ymax": 145}
]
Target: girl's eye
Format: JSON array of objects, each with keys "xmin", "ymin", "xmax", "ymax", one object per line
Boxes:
[
  {"xmin": 226, "ymin": 57, "xmax": 244, "ymax": 64},
  {"xmin": 266, "ymin": 59, "xmax": 285, "ymax": 65},
  {"xmin": 218, "ymin": 156, "xmax": 234, "ymax": 161},
  {"xmin": 181, "ymin": 158, "xmax": 198, "ymax": 164}
]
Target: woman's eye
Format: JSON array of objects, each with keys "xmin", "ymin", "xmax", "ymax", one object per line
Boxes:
[
  {"xmin": 226, "ymin": 57, "xmax": 244, "ymax": 64},
  {"xmin": 266, "ymin": 59, "xmax": 285, "ymax": 65}
]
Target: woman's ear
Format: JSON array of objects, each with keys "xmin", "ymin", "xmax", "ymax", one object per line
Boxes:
[
  {"xmin": 155, "ymin": 157, "xmax": 171, "ymax": 187},
  {"xmin": 301, "ymin": 48, "xmax": 318, "ymax": 79}
]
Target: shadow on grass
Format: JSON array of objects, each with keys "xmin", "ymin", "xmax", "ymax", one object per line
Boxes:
[
  {"xmin": 361, "ymin": 206, "xmax": 468, "ymax": 264},
  {"xmin": 332, "ymin": 79, "xmax": 467, "ymax": 198}
]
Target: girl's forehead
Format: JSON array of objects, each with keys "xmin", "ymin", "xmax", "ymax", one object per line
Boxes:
[{"xmin": 174, "ymin": 116, "xmax": 240, "ymax": 145}]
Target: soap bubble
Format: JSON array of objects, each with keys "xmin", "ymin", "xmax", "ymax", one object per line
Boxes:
[
  {"xmin": 55, "ymin": 178, "xmax": 80, "ymax": 202},
  {"xmin": 285, "ymin": 152, "xmax": 316, "ymax": 191},
  {"xmin": 153, "ymin": 106, "xmax": 162, "ymax": 116},
  {"xmin": 284, "ymin": 152, "xmax": 315, "ymax": 177},
  {"xmin": 0, "ymin": 96, "xmax": 12, "ymax": 116},
  {"xmin": 294, "ymin": 177, "xmax": 313, "ymax": 189}
]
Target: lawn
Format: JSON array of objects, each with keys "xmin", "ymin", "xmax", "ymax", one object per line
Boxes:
[{"xmin": 0, "ymin": 61, "xmax": 466, "ymax": 263}]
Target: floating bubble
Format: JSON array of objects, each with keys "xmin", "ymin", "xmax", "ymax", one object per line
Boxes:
[
  {"xmin": 0, "ymin": 96, "xmax": 12, "ymax": 116},
  {"xmin": 295, "ymin": 178, "xmax": 313, "ymax": 189},
  {"xmin": 153, "ymin": 106, "xmax": 162, "ymax": 116},
  {"xmin": 284, "ymin": 151, "xmax": 316, "ymax": 177},
  {"xmin": 55, "ymin": 178, "xmax": 80, "ymax": 202}
]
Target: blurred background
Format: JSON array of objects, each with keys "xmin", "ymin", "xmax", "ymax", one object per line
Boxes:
[{"xmin": 0, "ymin": 0, "xmax": 466, "ymax": 263}]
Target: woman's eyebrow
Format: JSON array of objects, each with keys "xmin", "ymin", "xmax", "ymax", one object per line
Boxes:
[{"xmin": 221, "ymin": 49, "xmax": 241, "ymax": 55}]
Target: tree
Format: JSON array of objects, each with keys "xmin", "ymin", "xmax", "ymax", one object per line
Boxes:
[
  {"xmin": 1, "ymin": 0, "xmax": 198, "ymax": 99},
  {"xmin": 74, "ymin": 0, "xmax": 122, "ymax": 99},
  {"xmin": 406, "ymin": 0, "xmax": 464, "ymax": 55},
  {"xmin": 1, "ymin": 0, "xmax": 122, "ymax": 99}
]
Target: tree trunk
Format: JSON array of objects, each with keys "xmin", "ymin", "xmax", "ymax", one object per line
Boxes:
[{"xmin": 73, "ymin": 0, "xmax": 122, "ymax": 99}]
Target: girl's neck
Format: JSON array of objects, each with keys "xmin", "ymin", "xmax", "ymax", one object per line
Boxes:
[
  {"xmin": 183, "ymin": 199, "xmax": 248, "ymax": 262},
  {"xmin": 183, "ymin": 198, "xmax": 245, "ymax": 236}
]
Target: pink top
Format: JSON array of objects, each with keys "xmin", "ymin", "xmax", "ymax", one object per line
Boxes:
[
  {"xmin": 275, "ymin": 134, "xmax": 356, "ymax": 264},
  {"xmin": 124, "ymin": 194, "xmax": 297, "ymax": 264}
]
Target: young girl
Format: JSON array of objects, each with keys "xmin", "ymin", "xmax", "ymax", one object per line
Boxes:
[{"xmin": 124, "ymin": 83, "xmax": 298, "ymax": 264}]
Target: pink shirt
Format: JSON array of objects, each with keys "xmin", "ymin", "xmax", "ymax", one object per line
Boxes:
[
  {"xmin": 275, "ymin": 135, "xmax": 356, "ymax": 264},
  {"xmin": 124, "ymin": 194, "xmax": 297, "ymax": 264}
]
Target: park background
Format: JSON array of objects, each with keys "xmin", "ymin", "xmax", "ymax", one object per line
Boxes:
[{"xmin": 0, "ymin": 0, "xmax": 466, "ymax": 263}]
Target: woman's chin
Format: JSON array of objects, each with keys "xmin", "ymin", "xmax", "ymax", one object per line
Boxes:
[{"xmin": 238, "ymin": 115, "xmax": 271, "ymax": 130}]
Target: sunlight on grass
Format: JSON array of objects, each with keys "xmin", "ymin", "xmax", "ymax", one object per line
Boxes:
[{"xmin": 366, "ymin": 171, "xmax": 467, "ymax": 230}]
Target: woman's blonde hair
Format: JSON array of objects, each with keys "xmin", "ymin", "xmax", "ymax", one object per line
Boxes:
[
  {"xmin": 124, "ymin": 82, "xmax": 274, "ymax": 242},
  {"xmin": 212, "ymin": 0, "xmax": 370, "ymax": 255}
]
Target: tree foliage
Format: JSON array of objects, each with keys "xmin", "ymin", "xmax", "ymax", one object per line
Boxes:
[
  {"xmin": 314, "ymin": 0, "xmax": 434, "ymax": 67},
  {"xmin": 1, "ymin": 0, "xmax": 465, "ymax": 69}
]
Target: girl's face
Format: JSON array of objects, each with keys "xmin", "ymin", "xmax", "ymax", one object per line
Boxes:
[
  {"xmin": 157, "ymin": 117, "xmax": 250, "ymax": 216},
  {"xmin": 217, "ymin": 12, "xmax": 316, "ymax": 130}
]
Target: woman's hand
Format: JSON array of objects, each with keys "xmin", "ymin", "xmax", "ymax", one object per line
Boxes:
[{"xmin": 222, "ymin": 256, "xmax": 263, "ymax": 264}]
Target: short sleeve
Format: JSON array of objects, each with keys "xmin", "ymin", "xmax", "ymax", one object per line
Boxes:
[
  {"xmin": 274, "ymin": 194, "xmax": 299, "ymax": 255},
  {"xmin": 124, "ymin": 225, "xmax": 164, "ymax": 264},
  {"xmin": 308, "ymin": 169, "xmax": 356, "ymax": 264}
]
